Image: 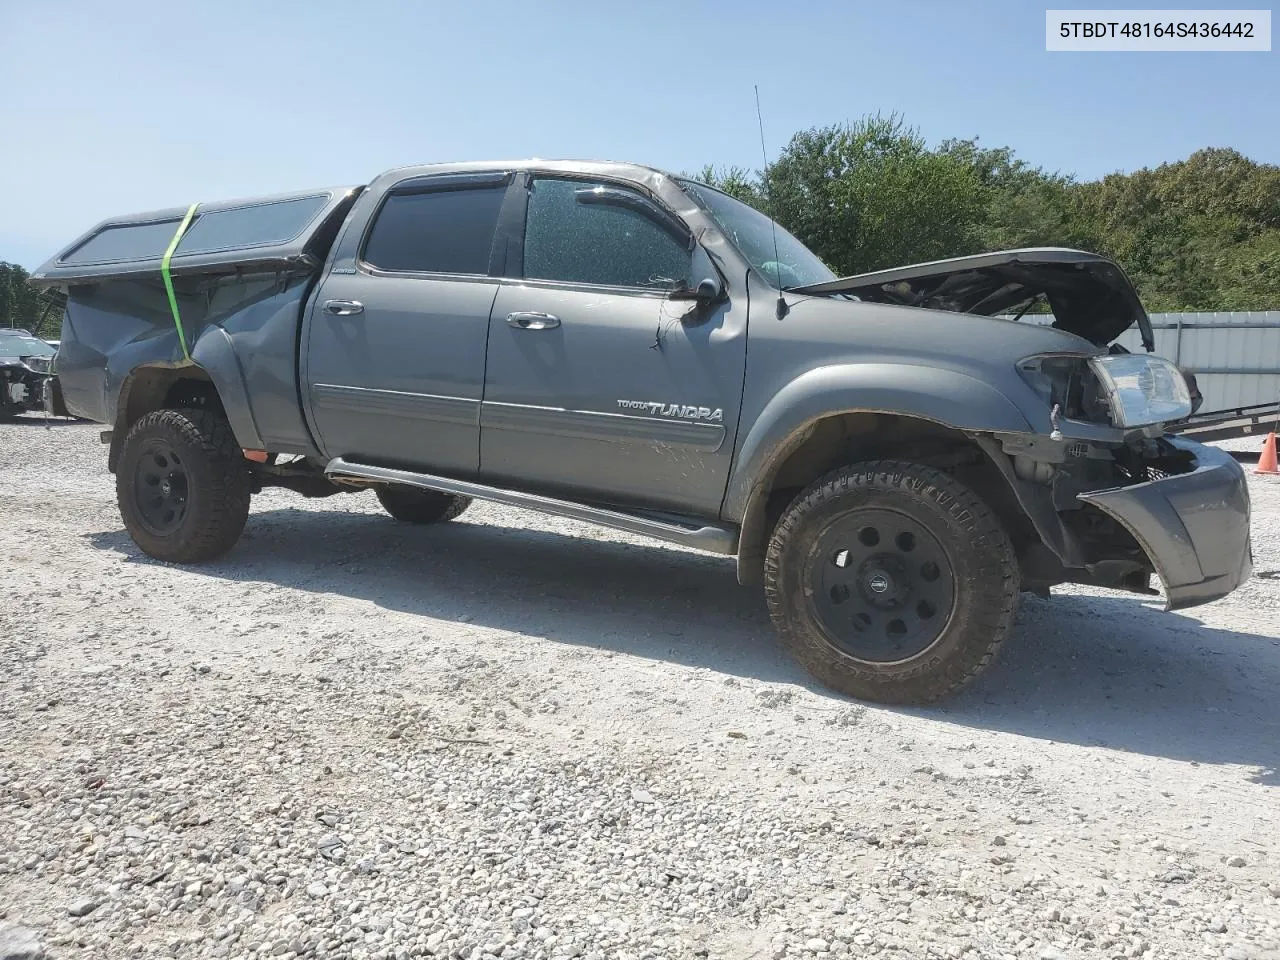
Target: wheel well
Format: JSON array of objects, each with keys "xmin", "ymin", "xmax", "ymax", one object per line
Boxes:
[
  {"xmin": 736, "ymin": 412, "xmax": 1040, "ymax": 586},
  {"xmin": 108, "ymin": 366, "xmax": 225, "ymax": 472}
]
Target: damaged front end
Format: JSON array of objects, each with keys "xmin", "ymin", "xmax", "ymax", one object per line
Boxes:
[
  {"xmin": 1077, "ymin": 438, "xmax": 1252, "ymax": 609},
  {"xmin": 789, "ymin": 246, "xmax": 1250, "ymax": 610},
  {"xmin": 0, "ymin": 329, "xmax": 61, "ymax": 419},
  {"xmin": 963, "ymin": 308, "xmax": 1251, "ymax": 611},
  {"xmin": 980, "ymin": 382, "xmax": 1252, "ymax": 611}
]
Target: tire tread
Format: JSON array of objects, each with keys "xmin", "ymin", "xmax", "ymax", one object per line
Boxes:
[
  {"xmin": 116, "ymin": 408, "xmax": 250, "ymax": 563},
  {"xmin": 376, "ymin": 486, "xmax": 472, "ymax": 525},
  {"xmin": 763, "ymin": 459, "xmax": 1019, "ymax": 704}
]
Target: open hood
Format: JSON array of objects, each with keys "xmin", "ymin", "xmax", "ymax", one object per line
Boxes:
[{"xmin": 790, "ymin": 248, "xmax": 1154, "ymax": 351}]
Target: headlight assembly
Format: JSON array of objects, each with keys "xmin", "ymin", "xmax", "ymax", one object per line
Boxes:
[{"xmin": 1088, "ymin": 354, "xmax": 1192, "ymax": 428}]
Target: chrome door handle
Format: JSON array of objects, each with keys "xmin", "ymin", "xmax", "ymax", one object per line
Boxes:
[
  {"xmin": 323, "ymin": 299, "xmax": 364, "ymax": 316},
  {"xmin": 506, "ymin": 311, "xmax": 560, "ymax": 330}
]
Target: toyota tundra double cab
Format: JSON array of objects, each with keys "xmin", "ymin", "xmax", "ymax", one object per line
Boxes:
[{"xmin": 30, "ymin": 160, "xmax": 1252, "ymax": 704}]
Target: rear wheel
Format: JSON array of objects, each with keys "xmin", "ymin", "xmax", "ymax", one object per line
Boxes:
[
  {"xmin": 376, "ymin": 485, "xmax": 471, "ymax": 525},
  {"xmin": 116, "ymin": 408, "xmax": 251, "ymax": 563},
  {"xmin": 764, "ymin": 460, "xmax": 1019, "ymax": 704}
]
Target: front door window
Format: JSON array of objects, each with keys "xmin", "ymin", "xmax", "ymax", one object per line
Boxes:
[{"xmin": 523, "ymin": 177, "xmax": 692, "ymax": 291}]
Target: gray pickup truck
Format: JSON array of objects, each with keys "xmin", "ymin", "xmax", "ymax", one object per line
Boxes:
[{"xmin": 31, "ymin": 160, "xmax": 1252, "ymax": 704}]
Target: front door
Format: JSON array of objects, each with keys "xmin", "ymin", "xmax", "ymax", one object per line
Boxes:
[
  {"xmin": 480, "ymin": 175, "xmax": 746, "ymax": 517},
  {"xmin": 303, "ymin": 175, "xmax": 510, "ymax": 474}
]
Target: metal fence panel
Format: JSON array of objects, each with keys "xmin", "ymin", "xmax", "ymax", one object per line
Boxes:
[{"xmin": 1148, "ymin": 312, "xmax": 1280, "ymax": 412}]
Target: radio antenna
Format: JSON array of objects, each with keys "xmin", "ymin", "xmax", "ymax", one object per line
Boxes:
[{"xmin": 754, "ymin": 86, "xmax": 789, "ymax": 320}]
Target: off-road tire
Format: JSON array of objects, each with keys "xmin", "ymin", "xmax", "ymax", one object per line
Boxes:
[
  {"xmin": 376, "ymin": 486, "xmax": 472, "ymax": 525},
  {"xmin": 764, "ymin": 460, "xmax": 1019, "ymax": 705},
  {"xmin": 116, "ymin": 408, "xmax": 251, "ymax": 563}
]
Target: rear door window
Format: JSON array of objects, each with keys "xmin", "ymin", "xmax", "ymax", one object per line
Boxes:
[
  {"xmin": 522, "ymin": 178, "xmax": 692, "ymax": 291},
  {"xmin": 362, "ymin": 186, "xmax": 507, "ymax": 275}
]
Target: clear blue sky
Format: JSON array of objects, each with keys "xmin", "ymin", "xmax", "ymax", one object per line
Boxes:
[{"xmin": 2, "ymin": 0, "xmax": 1277, "ymax": 269}]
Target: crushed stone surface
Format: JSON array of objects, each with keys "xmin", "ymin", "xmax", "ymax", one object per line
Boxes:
[{"xmin": 2, "ymin": 416, "xmax": 1278, "ymax": 959}]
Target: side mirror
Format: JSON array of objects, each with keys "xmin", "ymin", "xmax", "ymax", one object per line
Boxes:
[
  {"xmin": 669, "ymin": 276, "xmax": 724, "ymax": 304},
  {"xmin": 668, "ymin": 245, "xmax": 726, "ymax": 320}
]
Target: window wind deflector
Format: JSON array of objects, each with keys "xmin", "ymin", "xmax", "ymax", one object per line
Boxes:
[
  {"xmin": 390, "ymin": 171, "xmax": 514, "ymax": 197},
  {"xmin": 573, "ymin": 187, "xmax": 691, "ymax": 246}
]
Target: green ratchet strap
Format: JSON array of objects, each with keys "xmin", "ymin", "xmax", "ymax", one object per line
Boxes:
[{"xmin": 161, "ymin": 203, "xmax": 199, "ymax": 361}]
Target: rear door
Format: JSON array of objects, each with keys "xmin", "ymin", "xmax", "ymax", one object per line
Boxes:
[
  {"xmin": 303, "ymin": 173, "xmax": 513, "ymax": 474},
  {"xmin": 480, "ymin": 174, "xmax": 746, "ymax": 517}
]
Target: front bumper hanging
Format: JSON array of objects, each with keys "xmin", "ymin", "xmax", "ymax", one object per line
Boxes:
[{"xmin": 1079, "ymin": 437, "xmax": 1253, "ymax": 610}]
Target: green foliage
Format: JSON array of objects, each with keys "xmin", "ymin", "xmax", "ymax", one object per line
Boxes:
[
  {"xmin": 697, "ymin": 121, "xmax": 1280, "ymax": 311},
  {"xmin": 1072, "ymin": 148, "xmax": 1280, "ymax": 310},
  {"xmin": 761, "ymin": 116, "xmax": 988, "ymax": 274},
  {"xmin": 0, "ymin": 262, "xmax": 63, "ymax": 339},
  {"xmin": 694, "ymin": 165, "xmax": 760, "ymax": 206}
]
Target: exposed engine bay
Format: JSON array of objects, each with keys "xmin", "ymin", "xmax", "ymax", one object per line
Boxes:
[{"xmin": 791, "ymin": 248, "xmax": 1157, "ymax": 351}]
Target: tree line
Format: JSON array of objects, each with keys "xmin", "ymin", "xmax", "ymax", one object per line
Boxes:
[
  {"xmin": 0, "ymin": 262, "xmax": 64, "ymax": 339},
  {"xmin": 700, "ymin": 114, "xmax": 1280, "ymax": 312},
  {"xmin": 3, "ymin": 115, "xmax": 1277, "ymax": 339}
]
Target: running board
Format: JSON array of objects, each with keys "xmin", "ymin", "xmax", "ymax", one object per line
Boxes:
[{"xmin": 324, "ymin": 458, "xmax": 739, "ymax": 555}]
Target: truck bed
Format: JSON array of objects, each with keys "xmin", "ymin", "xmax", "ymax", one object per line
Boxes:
[{"xmin": 29, "ymin": 187, "xmax": 360, "ymax": 455}]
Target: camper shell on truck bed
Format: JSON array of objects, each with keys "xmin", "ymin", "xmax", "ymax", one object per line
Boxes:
[
  {"xmin": 33, "ymin": 187, "xmax": 360, "ymax": 459},
  {"xmin": 30, "ymin": 160, "xmax": 1254, "ymax": 706}
]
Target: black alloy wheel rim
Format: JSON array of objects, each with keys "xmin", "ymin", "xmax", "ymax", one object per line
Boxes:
[
  {"xmin": 808, "ymin": 508, "xmax": 957, "ymax": 664},
  {"xmin": 134, "ymin": 440, "xmax": 191, "ymax": 536}
]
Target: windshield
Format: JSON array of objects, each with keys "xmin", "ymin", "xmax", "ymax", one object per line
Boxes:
[
  {"xmin": 0, "ymin": 331, "xmax": 55, "ymax": 358},
  {"xmin": 678, "ymin": 180, "xmax": 836, "ymax": 290}
]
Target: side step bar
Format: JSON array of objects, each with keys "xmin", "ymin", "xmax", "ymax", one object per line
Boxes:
[{"xmin": 325, "ymin": 458, "xmax": 739, "ymax": 555}]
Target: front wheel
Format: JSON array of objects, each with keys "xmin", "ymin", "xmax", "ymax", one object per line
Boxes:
[
  {"xmin": 764, "ymin": 460, "xmax": 1019, "ymax": 705},
  {"xmin": 116, "ymin": 408, "xmax": 251, "ymax": 563}
]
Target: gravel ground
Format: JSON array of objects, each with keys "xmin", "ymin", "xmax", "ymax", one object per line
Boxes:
[{"xmin": 2, "ymin": 416, "xmax": 1279, "ymax": 960}]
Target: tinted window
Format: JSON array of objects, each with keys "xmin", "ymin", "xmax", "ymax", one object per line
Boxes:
[
  {"xmin": 523, "ymin": 178, "xmax": 691, "ymax": 290},
  {"xmin": 62, "ymin": 219, "xmax": 183, "ymax": 264},
  {"xmin": 176, "ymin": 195, "xmax": 328, "ymax": 255},
  {"xmin": 362, "ymin": 186, "xmax": 506, "ymax": 274},
  {"xmin": 61, "ymin": 194, "xmax": 332, "ymax": 265}
]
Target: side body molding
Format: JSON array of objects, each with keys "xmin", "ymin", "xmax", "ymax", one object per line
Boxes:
[{"xmin": 723, "ymin": 363, "xmax": 1034, "ymax": 522}]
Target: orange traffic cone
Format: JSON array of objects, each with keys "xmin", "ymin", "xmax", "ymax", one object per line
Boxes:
[{"xmin": 1258, "ymin": 432, "xmax": 1279, "ymax": 475}]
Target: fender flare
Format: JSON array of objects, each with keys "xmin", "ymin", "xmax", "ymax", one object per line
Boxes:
[
  {"xmin": 108, "ymin": 329, "xmax": 263, "ymax": 471},
  {"xmin": 727, "ymin": 363, "xmax": 1034, "ymax": 584},
  {"xmin": 189, "ymin": 326, "xmax": 263, "ymax": 449}
]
